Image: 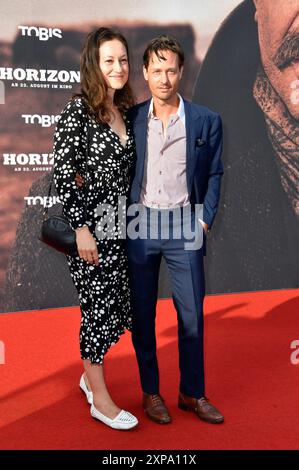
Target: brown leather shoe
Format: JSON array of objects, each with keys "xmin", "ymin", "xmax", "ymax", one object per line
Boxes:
[
  {"xmin": 178, "ymin": 392, "xmax": 224, "ymax": 424},
  {"xmin": 143, "ymin": 393, "xmax": 172, "ymax": 424}
]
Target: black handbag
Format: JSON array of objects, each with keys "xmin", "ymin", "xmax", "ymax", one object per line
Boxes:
[{"xmin": 39, "ymin": 120, "xmax": 91, "ymax": 257}]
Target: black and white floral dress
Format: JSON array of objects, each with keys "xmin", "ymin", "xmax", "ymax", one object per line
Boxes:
[{"xmin": 53, "ymin": 97, "xmax": 135, "ymax": 363}]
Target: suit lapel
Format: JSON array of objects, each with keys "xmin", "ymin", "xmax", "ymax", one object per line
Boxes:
[
  {"xmin": 184, "ymin": 99, "xmax": 205, "ymax": 195},
  {"xmin": 133, "ymin": 100, "xmax": 150, "ymax": 184}
]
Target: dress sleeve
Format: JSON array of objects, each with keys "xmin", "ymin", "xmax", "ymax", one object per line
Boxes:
[{"xmin": 53, "ymin": 99, "xmax": 89, "ymax": 231}]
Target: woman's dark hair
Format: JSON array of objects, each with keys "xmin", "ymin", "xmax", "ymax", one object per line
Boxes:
[
  {"xmin": 73, "ymin": 27, "xmax": 134, "ymax": 123},
  {"xmin": 143, "ymin": 35, "xmax": 185, "ymax": 69}
]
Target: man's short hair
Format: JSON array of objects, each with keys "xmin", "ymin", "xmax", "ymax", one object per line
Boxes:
[{"xmin": 143, "ymin": 35, "xmax": 185, "ymax": 69}]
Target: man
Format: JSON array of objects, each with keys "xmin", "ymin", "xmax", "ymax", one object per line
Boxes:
[
  {"xmin": 126, "ymin": 36, "xmax": 224, "ymax": 424},
  {"xmin": 193, "ymin": 0, "xmax": 299, "ymax": 294}
]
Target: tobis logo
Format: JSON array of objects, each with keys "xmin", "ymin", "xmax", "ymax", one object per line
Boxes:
[
  {"xmin": 18, "ymin": 26, "xmax": 62, "ymax": 41},
  {"xmin": 25, "ymin": 196, "xmax": 61, "ymax": 207},
  {"xmin": 22, "ymin": 114, "xmax": 60, "ymax": 127}
]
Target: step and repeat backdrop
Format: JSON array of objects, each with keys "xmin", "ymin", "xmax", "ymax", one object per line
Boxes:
[{"xmin": 0, "ymin": 0, "xmax": 298, "ymax": 313}]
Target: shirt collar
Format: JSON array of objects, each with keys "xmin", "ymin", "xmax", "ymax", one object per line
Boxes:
[{"xmin": 148, "ymin": 93, "xmax": 185, "ymax": 124}]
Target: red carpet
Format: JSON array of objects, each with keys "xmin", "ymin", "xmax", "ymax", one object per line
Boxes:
[{"xmin": 0, "ymin": 289, "xmax": 299, "ymax": 450}]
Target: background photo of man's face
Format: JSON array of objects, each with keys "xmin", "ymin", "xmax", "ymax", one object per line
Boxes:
[{"xmin": 254, "ymin": 0, "xmax": 299, "ymax": 119}]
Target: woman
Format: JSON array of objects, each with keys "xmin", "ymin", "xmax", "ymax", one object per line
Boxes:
[{"xmin": 53, "ymin": 27, "xmax": 138, "ymax": 430}]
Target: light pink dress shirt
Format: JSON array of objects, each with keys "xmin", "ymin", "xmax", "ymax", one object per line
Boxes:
[{"xmin": 139, "ymin": 94, "xmax": 189, "ymax": 209}]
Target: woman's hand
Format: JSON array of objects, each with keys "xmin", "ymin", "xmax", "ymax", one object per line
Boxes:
[
  {"xmin": 75, "ymin": 172, "xmax": 85, "ymax": 187},
  {"xmin": 75, "ymin": 226, "xmax": 99, "ymax": 265}
]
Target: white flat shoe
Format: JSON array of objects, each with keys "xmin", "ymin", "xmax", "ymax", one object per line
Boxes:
[
  {"xmin": 90, "ymin": 404, "xmax": 139, "ymax": 430},
  {"xmin": 79, "ymin": 374, "xmax": 93, "ymax": 405}
]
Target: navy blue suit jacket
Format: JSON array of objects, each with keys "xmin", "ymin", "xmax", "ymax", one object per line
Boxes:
[{"xmin": 128, "ymin": 98, "xmax": 224, "ymax": 230}]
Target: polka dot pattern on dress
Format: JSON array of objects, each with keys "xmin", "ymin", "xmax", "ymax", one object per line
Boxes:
[{"xmin": 53, "ymin": 97, "xmax": 135, "ymax": 363}]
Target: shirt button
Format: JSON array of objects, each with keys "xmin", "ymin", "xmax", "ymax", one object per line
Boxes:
[
  {"xmin": 159, "ymin": 171, "xmax": 162, "ymax": 175},
  {"xmin": 158, "ymin": 190, "xmax": 161, "ymax": 194}
]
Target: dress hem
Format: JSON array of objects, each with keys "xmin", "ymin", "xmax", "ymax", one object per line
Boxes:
[{"xmin": 80, "ymin": 323, "xmax": 132, "ymax": 364}]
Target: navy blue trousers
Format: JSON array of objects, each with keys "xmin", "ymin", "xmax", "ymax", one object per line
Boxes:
[{"xmin": 126, "ymin": 206, "xmax": 206, "ymax": 398}]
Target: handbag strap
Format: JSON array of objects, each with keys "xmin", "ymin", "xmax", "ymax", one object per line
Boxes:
[{"xmin": 43, "ymin": 107, "xmax": 91, "ymax": 219}]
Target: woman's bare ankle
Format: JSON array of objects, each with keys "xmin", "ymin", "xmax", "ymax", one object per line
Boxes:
[
  {"xmin": 83, "ymin": 372, "xmax": 91, "ymax": 391},
  {"xmin": 93, "ymin": 396, "xmax": 121, "ymax": 419}
]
